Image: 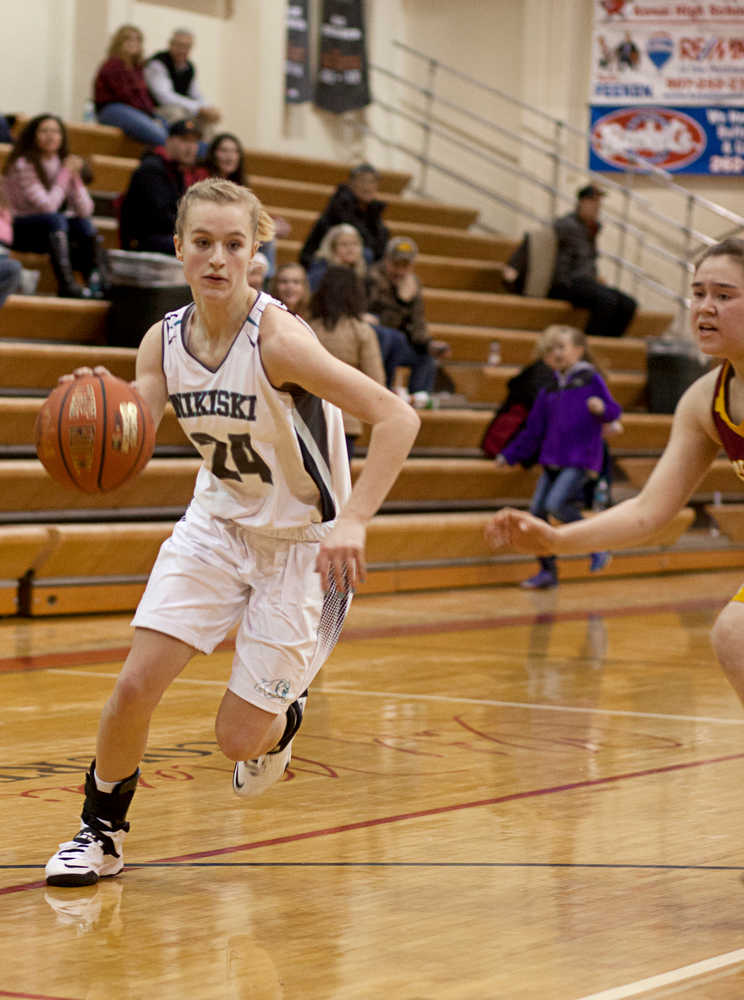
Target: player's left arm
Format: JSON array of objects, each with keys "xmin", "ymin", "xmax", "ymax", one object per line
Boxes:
[{"xmin": 260, "ymin": 307, "xmax": 420, "ymax": 588}]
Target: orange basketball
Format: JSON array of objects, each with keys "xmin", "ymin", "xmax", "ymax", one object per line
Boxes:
[{"xmin": 35, "ymin": 374, "xmax": 156, "ymax": 493}]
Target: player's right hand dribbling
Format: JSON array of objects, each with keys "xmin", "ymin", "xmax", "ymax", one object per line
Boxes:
[
  {"xmin": 58, "ymin": 366, "xmax": 113, "ymax": 384},
  {"xmin": 484, "ymin": 508, "xmax": 558, "ymax": 555}
]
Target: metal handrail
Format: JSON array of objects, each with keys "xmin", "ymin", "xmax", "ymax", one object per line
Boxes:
[
  {"xmin": 373, "ymin": 66, "xmax": 714, "ymax": 250},
  {"xmin": 367, "ymin": 41, "xmax": 744, "ymax": 331},
  {"xmin": 361, "ymin": 122, "xmax": 687, "ymax": 309},
  {"xmin": 391, "ymin": 40, "xmax": 744, "ymax": 232},
  {"xmin": 373, "ymin": 96, "xmax": 700, "ymax": 296}
]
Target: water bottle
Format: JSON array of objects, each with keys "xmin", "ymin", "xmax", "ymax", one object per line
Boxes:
[
  {"xmin": 87, "ymin": 270, "xmax": 104, "ymax": 299},
  {"xmin": 487, "ymin": 341, "xmax": 501, "ymax": 366},
  {"xmin": 710, "ymin": 489, "xmax": 722, "ymax": 537},
  {"xmin": 593, "ymin": 478, "xmax": 610, "ymax": 511}
]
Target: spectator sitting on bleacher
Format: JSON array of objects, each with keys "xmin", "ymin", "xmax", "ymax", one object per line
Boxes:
[
  {"xmin": 94, "ymin": 24, "xmax": 168, "ymax": 148},
  {"xmin": 0, "ymin": 114, "xmax": 12, "ymax": 145},
  {"xmin": 308, "ymin": 266, "xmax": 386, "ymax": 461},
  {"xmin": 300, "ymin": 163, "xmax": 389, "ymax": 271},
  {"xmin": 270, "ymin": 262, "xmax": 311, "ymax": 320},
  {"xmin": 306, "ymin": 223, "xmax": 408, "ymax": 390},
  {"xmin": 144, "ymin": 28, "xmax": 221, "ymax": 139},
  {"xmin": 194, "ymin": 132, "xmax": 290, "ymax": 279},
  {"xmin": 548, "ymin": 185, "xmax": 637, "ymax": 338},
  {"xmin": 4, "ymin": 114, "xmax": 106, "ymax": 298},
  {"xmin": 247, "ymin": 251, "xmax": 270, "ymax": 292},
  {"xmin": 366, "ymin": 236, "xmax": 450, "ymax": 396},
  {"xmin": 481, "ymin": 329, "xmax": 556, "ymax": 460},
  {"xmin": 306, "ymin": 223, "xmax": 367, "ymax": 291},
  {"xmin": 0, "ymin": 186, "xmax": 21, "ymax": 306},
  {"xmin": 119, "ymin": 118, "xmax": 201, "ymax": 254}
]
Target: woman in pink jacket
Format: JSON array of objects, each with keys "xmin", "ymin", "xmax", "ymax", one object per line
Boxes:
[{"xmin": 3, "ymin": 114, "xmax": 106, "ymax": 297}]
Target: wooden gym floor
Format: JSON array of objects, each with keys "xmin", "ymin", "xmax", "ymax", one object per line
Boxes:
[{"xmin": 2, "ymin": 570, "xmax": 744, "ymax": 999}]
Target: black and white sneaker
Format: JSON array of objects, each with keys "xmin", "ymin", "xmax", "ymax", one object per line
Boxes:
[
  {"xmin": 45, "ymin": 824, "xmax": 127, "ymax": 887},
  {"xmin": 232, "ymin": 692, "xmax": 307, "ymax": 799}
]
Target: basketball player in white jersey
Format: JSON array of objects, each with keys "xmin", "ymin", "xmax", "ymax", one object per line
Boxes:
[{"xmin": 45, "ymin": 178, "xmax": 420, "ymax": 886}]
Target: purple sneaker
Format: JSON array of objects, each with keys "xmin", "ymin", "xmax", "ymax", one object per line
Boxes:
[
  {"xmin": 590, "ymin": 551, "xmax": 612, "ymax": 573},
  {"xmin": 520, "ymin": 568, "xmax": 557, "ymax": 589}
]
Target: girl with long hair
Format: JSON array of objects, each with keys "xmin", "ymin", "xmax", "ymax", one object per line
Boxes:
[
  {"xmin": 93, "ymin": 24, "xmax": 168, "ymax": 147},
  {"xmin": 309, "ymin": 266, "xmax": 386, "ymax": 459},
  {"xmin": 4, "ymin": 114, "xmax": 105, "ymax": 298}
]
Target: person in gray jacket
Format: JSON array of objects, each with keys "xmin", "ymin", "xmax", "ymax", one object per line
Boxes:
[{"xmin": 548, "ymin": 185, "xmax": 636, "ymax": 338}]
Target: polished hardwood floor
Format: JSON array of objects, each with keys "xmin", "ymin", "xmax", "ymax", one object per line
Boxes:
[{"xmin": 2, "ymin": 570, "xmax": 744, "ymax": 999}]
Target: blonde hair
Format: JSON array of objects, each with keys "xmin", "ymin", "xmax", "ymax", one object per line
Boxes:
[
  {"xmin": 175, "ymin": 177, "xmax": 275, "ymax": 244},
  {"xmin": 107, "ymin": 24, "xmax": 145, "ymax": 65},
  {"xmin": 536, "ymin": 324, "xmax": 601, "ymax": 371},
  {"xmin": 269, "ymin": 262, "xmax": 311, "ymax": 318},
  {"xmin": 535, "ymin": 324, "xmax": 585, "ymax": 358},
  {"xmin": 315, "ymin": 224, "xmax": 366, "ymax": 279}
]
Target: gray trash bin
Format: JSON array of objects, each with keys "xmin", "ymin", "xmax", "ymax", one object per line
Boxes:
[
  {"xmin": 646, "ymin": 338, "xmax": 708, "ymax": 414},
  {"xmin": 105, "ymin": 250, "xmax": 192, "ymax": 348}
]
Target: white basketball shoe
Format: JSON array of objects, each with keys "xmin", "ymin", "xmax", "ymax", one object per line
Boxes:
[
  {"xmin": 45, "ymin": 824, "xmax": 127, "ymax": 887},
  {"xmin": 232, "ymin": 692, "xmax": 307, "ymax": 799}
]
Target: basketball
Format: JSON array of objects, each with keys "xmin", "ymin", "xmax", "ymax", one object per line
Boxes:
[{"xmin": 35, "ymin": 374, "xmax": 156, "ymax": 493}]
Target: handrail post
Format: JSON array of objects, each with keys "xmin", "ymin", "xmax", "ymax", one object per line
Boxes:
[
  {"xmin": 615, "ymin": 187, "xmax": 631, "ymax": 286},
  {"xmin": 678, "ymin": 194, "xmax": 695, "ymax": 337},
  {"xmin": 418, "ymin": 57, "xmax": 438, "ymax": 197},
  {"xmin": 550, "ymin": 121, "xmax": 562, "ymax": 218}
]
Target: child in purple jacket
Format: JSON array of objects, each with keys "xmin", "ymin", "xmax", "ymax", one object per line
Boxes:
[{"xmin": 495, "ymin": 325, "xmax": 622, "ymax": 588}]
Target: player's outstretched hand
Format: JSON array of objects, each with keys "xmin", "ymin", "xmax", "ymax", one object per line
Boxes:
[
  {"xmin": 316, "ymin": 514, "xmax": 367, "ymax": 592},
  {"xmin": 484, "ymin": 508, "xmax": 558, "ymax": 555}
]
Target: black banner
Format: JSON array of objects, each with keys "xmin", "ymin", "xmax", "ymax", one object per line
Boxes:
[
  {"xmin": 315, "ymin": 0, "xmax": 371, "ymax": 113},
  {"xmin": 285, "ymin": 1, "xmax": 311, "ymax": 104}
]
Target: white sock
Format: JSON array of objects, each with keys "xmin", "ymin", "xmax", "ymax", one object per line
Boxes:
[{"xmin": 94, "ymin": 769, "xmax": 119, "ymax": 793}]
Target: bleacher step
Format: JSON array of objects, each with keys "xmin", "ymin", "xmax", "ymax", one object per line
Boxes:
[{"xmin": 0, "ymin": 508, "xmax": 705, "ymax": 615}]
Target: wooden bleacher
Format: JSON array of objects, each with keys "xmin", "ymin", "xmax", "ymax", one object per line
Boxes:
[{"xmin": 5, "ymin": 117, "xmax": 739, "ymax": 618}]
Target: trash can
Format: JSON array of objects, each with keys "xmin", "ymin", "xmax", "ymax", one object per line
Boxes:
[
  {"xmin": 646, "ymin": 337, "xmax": 708, "ymax": 414},
  {"xmin": 105, "ymin": 250, "xmax": 192, "ymax": 348}
]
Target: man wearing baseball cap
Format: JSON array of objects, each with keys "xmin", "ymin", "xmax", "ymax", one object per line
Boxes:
[
  {"xmin": 120, "ymin": 118, "xmax": 202, "ymax": 254},
  {"xmin": 366, "ymin": 236, "xmax": 450, "ymax": 396},
  {"xmin": 548, "ymin": 184, "xmax": 636, "ymax": 338}
]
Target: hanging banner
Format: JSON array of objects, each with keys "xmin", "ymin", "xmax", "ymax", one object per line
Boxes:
[
  {"xmin": 590, "ymin": 0, "xmax": 744, "ymax": 174},
  {"xmin": 285, "ymin": 1, "xmax": 311, "ymax": 104},
  {"xmin": 315, "ymin": 0, "xmax": 371, "ymax": 113}
]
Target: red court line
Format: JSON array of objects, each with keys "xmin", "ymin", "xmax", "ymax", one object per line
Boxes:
[
  {"xmin": 4, "ymin": 749, "xmax": 743, "ymax": 895},
  {"xmin": 0, "ymin": 595, "xmax": 726, "ymax": 674},
  {"xmin": 0, "ymin": 992, "xmax": 82, "ymax": 1000},
  {"xmin": 154, "ymin": 749, "xmax": 744, "ymax": 863}
]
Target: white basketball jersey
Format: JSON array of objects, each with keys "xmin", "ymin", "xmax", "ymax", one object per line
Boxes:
[{"xmin": 161, "ymin": 292, "xmax": 351, "ymax": 538}]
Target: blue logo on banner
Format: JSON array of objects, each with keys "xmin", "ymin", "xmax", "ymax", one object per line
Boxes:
[{"xmin": 646, "ymin": 33, "xmax": 674, "ymax": 70}]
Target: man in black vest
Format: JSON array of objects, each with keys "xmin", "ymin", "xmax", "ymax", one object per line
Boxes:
[{"xmin": 144, "ymin": 29, "xmax": 222, "ymax": 138}]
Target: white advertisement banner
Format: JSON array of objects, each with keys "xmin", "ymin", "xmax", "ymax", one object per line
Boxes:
[{"xmin": 592, "ymin": 0, "xmax": 744, "ymax": 105}]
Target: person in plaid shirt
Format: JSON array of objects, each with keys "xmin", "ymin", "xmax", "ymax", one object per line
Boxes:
[{"xmin": 94, "ymin": 24, "xmax": 168, "ymax": 147}]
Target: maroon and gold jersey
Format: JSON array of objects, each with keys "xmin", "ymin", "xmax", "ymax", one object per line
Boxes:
[{"xmin": 712, "ymin": 360, "xmax": 744, "ymax": 482}]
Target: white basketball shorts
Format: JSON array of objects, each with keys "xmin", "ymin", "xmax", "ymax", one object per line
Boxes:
[{"xmin": 132, "ymin": 502, "xmax": 351, "ymax": 713}]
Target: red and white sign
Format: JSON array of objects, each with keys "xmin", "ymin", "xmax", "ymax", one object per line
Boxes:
[{"xmin": 591, "ymin": 106, "xmax": 708, "ymax": 169}]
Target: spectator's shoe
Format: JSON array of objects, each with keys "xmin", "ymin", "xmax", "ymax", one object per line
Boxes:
[
  {"xmin": 520, "ymin": 568, "xmax": 557, "ymax": 589},
  {"xmin": 45, "ymin": 824, "xmax": 127, "ymax": 887},
  {"xmin": 590, "ymin": 551, "xmax": 612, "ymax": 573},
  {"xmin": 233, "ymin": 692, "xmax": 307, "ymax": 799}
]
